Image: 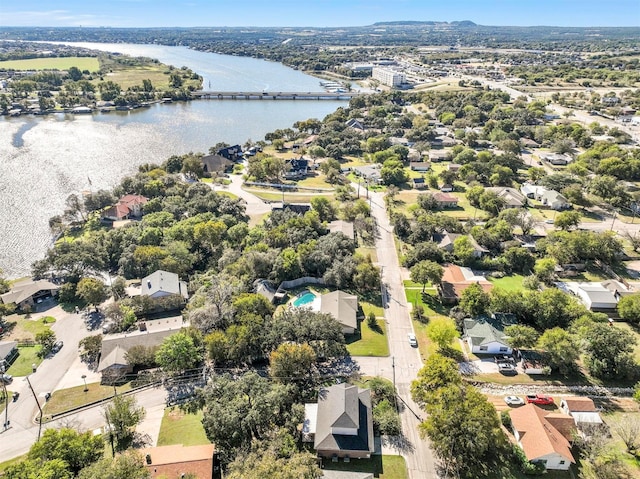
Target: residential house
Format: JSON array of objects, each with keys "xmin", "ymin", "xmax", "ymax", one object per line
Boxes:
[
  {"xmin": 509, "ymin": 404, "xmax": 576, "ymax": 471},
  {"xmin": 141, "ymin": 270, "xmax": 189, "ymax": 300},
  {"xmin": 412, "ymin": 177, "xmax": 426, "ymax": 189},
  {"xmin": 602, "ymin": 279, "xmax": 635, "ymax": 300},
  {"xmin": 431, "ymin": 192, "xmax": 459, "ymax": 208},
  {"xmin": 429, "ymin": 150, "xmax": 448, "ymax": 162},
  {"xmin": 140, "ymin": 444, "xmax": 219, "ymax": 479},
  {"xmin": 345, "ymin": 118, "xmax": 365, "ymax": 131},
  {"xmin": 0, "ymin": 279, "xmax": 60, "ymax": 310},
  {"xmin": 352, "ymin": 165, "xmax": 383, "ymax": 185},
  {"xmin": 520, "ymin": 183, "xmax": 548, "ymax": 200},
  {"xmin": 541, "ymin": 153, "xmax": 572, "ymax": 166},
  {"xmin": 559, "ymin": 397, "xmax": 604, "ymax": 430},
  {"xmin": 439, "ymin": 264, "xmax": 493, "ymax": 304},
  {"xmin": 319, "ymin": 290, "xmax": 359, "ymax": 335},
  {"xmin": 440, "ymin": 183, "xmax": 454, "ymax": 192},
  {"xmin": 557, "ymin": 282, "xmax": 618, "ymax": 310},
  {"xmin": 216, "ymin": 144, "xmax": 243, "ymax": 161},
  {"xmin": 328, "ymin": 220, "xmax": 355, "ymax": 240},
  {"xmin": 520, "ymin": 138, "xmax": 539, "ymax": 149},
  {"xmin": 486, "ymin": 187, "xmax": 526, "ymax": 208},
  {"xmin": 463, "ymin": 313, "xmax": 516, "ymax": 354},
  {"xmin": 103, "ymin": 194, "xmax": 148, "ymax": 221},
  {"xmin": 431, "ymin": 135, "xmax": 457, "ymax": 148},
  {"xmin": 253, "ymin": 279, "xmax": 278, "ymax": 304},
  {"xmin": 435, "ymin": 232, "xmax": 488, "ymax": 257},
  {"xmin": 201, "ymin": 154, "xmax": 234, "ymax": 175},
  {"xmin": 540, "ymin": 190, "xmax": 571, "ymax": 210},
  {"xmin": 284, "ymin": 158, "xmax": 309, "ymax": 179},
  {"xmin": 447, "ymin": 163, "xmax": 461, "ymax": 172},
  {"xmin": 0, "ymin": 341, "xmax": 18, "ymax": 369},
  {"xmin": 409, "ymin": 162, "xmax": 431, "ymax": 172},
  {"xmin": 304, "ymin": 383, "xmax": 375, "ymax": 459},
  {"xmin": 97, "ymin": 316, "xmax": 186, "ymax": 380}
]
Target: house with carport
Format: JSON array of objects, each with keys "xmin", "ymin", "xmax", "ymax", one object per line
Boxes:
[
  {"xmin": 560, "ymin": 397, "xmax": 603, "ymax": 430},
  {"xmin": 0, "ymin": 279, "xmax": 60, "ymax": 310}
]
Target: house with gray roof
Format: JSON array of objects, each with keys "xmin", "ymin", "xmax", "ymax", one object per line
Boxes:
[
  {"xmin": 0, "ymin": 340, "xmax": 18, "ymax": 369},
  {"xmin": 463, "ymin": 314, "xmax": 516, "ymax": 354},
  {"xmin": 486, "ymin": 187, "xmax": 526, "ymax": 208},
  {"xmin": 97, "ymin": 316, "xmax": 186, "ymax": 380},
  {"xmin": 0, "ymin": 279, "xmax": 60, "ymax": 310},
  {"xmin": 304, "ymin": 383, "xmax": 374, "ymax": 459},
  {"xmin": 319, "ymin": 290, "xmax": 359, "ymax": 334},
  {"xmin": 540, "ymin": 190, "xmax": 571, "ymax": 210},
  {"xmin": 141, "ymin": 270, "xmax": 188, "ymax": 300}
]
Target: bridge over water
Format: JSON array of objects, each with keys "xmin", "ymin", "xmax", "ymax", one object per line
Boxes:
[{"xmin": 192, "ymin": 91, "xmax": 361, "ymax": 100}]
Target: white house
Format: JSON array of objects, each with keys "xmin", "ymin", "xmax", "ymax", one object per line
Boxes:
[
  {"xmin": 540, "ymin": 190, "xmax": 571, "ymax": 210},
  {"xmin": 462, "ymin": 314, "xmax": 516, "ymax": 354},
  {"xmin": 141, "ymin": 270, "xmax": 188, "ymax": 299},
  {"xmin": 560, "ymin": 397, "xmax": 603, "ymax": 429},
  {"xmin": 558, "ymin": 282, "xmax": 619, "ymax": 310},
  {"xmin": 510, "ymin": 404, "xmax": 575, "ymax": 471}
]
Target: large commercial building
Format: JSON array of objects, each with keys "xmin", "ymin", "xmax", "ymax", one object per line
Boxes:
[{"xmin": 372, "ymin": 67, "xmax": 406, "ymax": 87}]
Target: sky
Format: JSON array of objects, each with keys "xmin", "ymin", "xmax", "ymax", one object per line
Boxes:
[{"xmin": 1, "ymin": 0, "xmax": 639, "ymax": 28}]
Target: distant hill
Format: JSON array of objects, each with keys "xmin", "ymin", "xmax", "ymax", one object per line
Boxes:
[{"xmin": 372, "ymin": 20, "xmax": 477, "ymax": 27}]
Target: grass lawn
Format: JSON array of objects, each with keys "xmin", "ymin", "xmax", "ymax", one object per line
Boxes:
[
  {"xmin": 43, "ymin": 382, "xmax": 132, "ymax": 418},
  {"xmin": 0, "ymin": 454, "xmax": 27, "ymax": 473},
  {"xmin": 157, "ymin": 407, "xmax": 210, "ymax": 447},
  {"xmin": 322, "ymin": 455, "xmax": 408, "ymax": 479},
  {"xmin": 361, "ymin": 300, "xmax": 384, "ymax": 319},
  {"xmin": 2, "ymin": 314, "xmax": 55, "ymax": 342},
  {"xmin": 0, "ymin": 57, "xmax": 100, "ymax": 71},
  {"xmin": 296, "ymin": 174, "xmax": 335, "ymax": 189},
  {"xmin": 404, "ymin": 288, "xmax": 456, "ymax": 360},
  {"xmin": 488, "ymin": 275, "xmax": 525, "ymax": 292},
  {"xmin": 6, "ymin": 346, "xmax": 43, "ymax": 377},
  {"xmin": 346, "ymin": 319, "xmax": 389, "ymax": 357},
  {"xmin": 356, "ymin": 246, "xmax": 378, "ymax": 264},
  {"xmin": 244, "ymin": 188, "xmax": 334, "ymax": 204}
]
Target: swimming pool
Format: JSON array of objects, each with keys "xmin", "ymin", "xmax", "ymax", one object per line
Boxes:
[{"xmin": 293, "ymin": 291, "xmax": 317, "ymax": 307}]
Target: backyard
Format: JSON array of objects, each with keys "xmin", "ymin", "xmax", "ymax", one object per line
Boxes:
[
  {"xmin": 157, "ymin": 407, "xmax": 210, "ymax": 447},
  {"xmin": 321, "ymin": 454, "xmax": 408, "ymax": 479}
]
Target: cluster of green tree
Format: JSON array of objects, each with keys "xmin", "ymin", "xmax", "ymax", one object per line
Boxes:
[
  {"xmin": 508, "ymin": 63, "xmax": 640, "ymax": 87},
  {"xmin": 0, "ymin": 41, "xmax": 98, "ymax": 62},
  {"xmin": 2, "ymin": 426, "xmax": 150, "ymax": 479},
  {"xmin": 456, "ymin": 284, "xmax": 640, "ymax": 381},
  {"xmin": 410, "ymin": 354, "xmax": 526, "ymax": 478}
]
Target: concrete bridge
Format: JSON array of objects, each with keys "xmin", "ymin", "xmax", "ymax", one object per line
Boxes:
[{"xmin": 192, "ymin": 91, "xmax": 361, "ymax": 100}]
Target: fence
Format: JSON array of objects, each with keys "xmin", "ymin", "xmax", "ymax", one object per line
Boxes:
[{"xmin": 279, "ymin": 277, "xmax": 325, "ymax": 290}]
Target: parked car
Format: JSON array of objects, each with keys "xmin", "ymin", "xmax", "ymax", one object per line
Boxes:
[
  {"xmin": 408, "ymin": 333, "xmax": 418, "ymax": 347},
  {"xmin": 497, "ymin": 362, "xmax": 517, "ymax": 375},
  {"xmin": 1, "ymin": 373, "xmax": 12, "ymax": 384},
  {"xmin": 504, "ymin": 396, "xmax": 525, "ymax": 406},
  {"xmin": 526, "ymin": 394, "xmax": 554, "ymax": 405},
  {"xmin": 52, "ymin": 341, "xmax": 64, "ymax": 353}
]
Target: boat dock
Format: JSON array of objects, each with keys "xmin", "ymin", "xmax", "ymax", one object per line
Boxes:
[{"xmin": 192, "ymin": 91, "xmax": 360, "ymax": 100}]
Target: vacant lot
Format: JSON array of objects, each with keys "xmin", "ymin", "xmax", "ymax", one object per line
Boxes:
[
  {"xmin": 346, "ymin": 319, "xmax": 389, "ymax": 357},
  {"xmin": 2, "ymin": 314, "xmax": 55, "ymax": 342},
  {"xmin": 43, "ymin": 383, "xmax": 131, "ymax": 417},
  {"xmin": 0, "ymin": 57, "xmax": 100, "ymax": 71},
  {"xmin": 157, "ymin": 408, "xmax": 210, "ymax": 447}
]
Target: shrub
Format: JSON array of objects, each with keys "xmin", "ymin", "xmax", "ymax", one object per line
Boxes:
[{"xmin": 500, "ymin": 410, "xmax": 512, "ymax": 429}]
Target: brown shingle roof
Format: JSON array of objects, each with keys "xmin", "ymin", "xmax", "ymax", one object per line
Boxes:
[
  {"xmin": 140, "ymin": 444, "xmax": 215, "ymax": 479},
  {"xmin": 510, "ymin": 404, "xmax": 575, "ymax": 464},
  {"xmin": 562, "ymin": 397, "xmax": 598, "ymax": 412}
]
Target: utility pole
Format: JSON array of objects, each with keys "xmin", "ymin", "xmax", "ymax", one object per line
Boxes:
[
  {"xmin": 25, "ymin": 375, "xmax": 43, "ymax": 441},
  {"xmin": 1, "ymin": 367, "xmax": 8, "ymax": 430},
  {"xmin": 392, "ymin": 356, "xmax": 397, "ymax": 412}
]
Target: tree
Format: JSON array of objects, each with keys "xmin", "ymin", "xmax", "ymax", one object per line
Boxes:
[
  {"xmin": 36, "ymin": 328, "xmax": 56, "ymax": 356},
  {"xmin": 582, "ymin": 323, "xmax": 637, "ymax": 380},
  {"xmin": 79, "ymin": 334, "xmax": 102, "ymax": 364},
  {"xmin": 310, "ymin": 197, "xmax": 336, "ymax": 222},
  {"xmin": 104, "ymin": 395, "xmax": 146, "ymax": 450},
  {"xmin": 504, "ymin": 325, "xmax": 539, "ymax": 350},
  {"xmin": 533, "ymin": 257, "xmax": 556, "ymax": 283},
  {"xmin": 124, "ymin": 345, "xmax": 157, "ymax": 369},
  {"xmin": 410, "ymin": 260, "xmax": 443, "ymax": 292},
  {"xmin": 27, "ymin": 428, "xmax": 104, "ymax": 476},
  {"xmin": 610, "ymin": 414, "xmax": 640, "ymax": 454},
  {"xmin": 537, "ymin": 327, "xmax": 580, "ymax": 375},
  {"xmin": 459, "ymin": 282, "xmax": 490, "ymax": 317},
  {"xmin": 380, "ymin": 158, "xmax": 408, "ymax": 186},
  {"xmin": 617, "ymin": 294, "xmax": 640, "ymax": 325},
  {"xmin": 426, "ymin": 317, "xmax": 459, "ymax": 350},
  {"xmin": 76, "ymin": 277, "xmax": 107, "ymax": 311},
  {"xmin": 201, "ymin": 372, "xmax": 300, "ymax": 460},
  {"xmin": 373, "ymin": 399, "xmax": 401, "ymax": 435},
  {"xmin": 155, "ymin": 332, "xmax": 200, "ymax": 374},
  {"xmin": 554, "ymin": 210, "xmax": 582, "ymax": 230},
  {"xmin": 78, "ymin": 452, "xmax": 151, "ymax": 479},
  {"xmin": 4, "ymin": 459, "xmax": 71, "ymax": 479},
  {"xmin": 453, "ymin": 235, "xmax": 477, "ymax": 265},
  {"xmin": 411, "ymin": 353, "xmax": 461, "ymax": 407},
  {"xmin": 420, "ymin": 384, "xmax": 510, "ymax": 479},
  {"xmin": 269, "ymin": 342, "xmax": 316, "ymax": 382}
]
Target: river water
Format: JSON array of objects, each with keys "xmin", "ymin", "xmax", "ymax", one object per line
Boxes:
[{"xmin": 0, "ymin": 43, "xmax": 347, "ymax": 278}]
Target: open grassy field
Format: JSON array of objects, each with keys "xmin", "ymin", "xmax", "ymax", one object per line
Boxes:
[
  {"xmin": 488, "ymin": 275, "xmax": 525, "ymax": 292},
  {"xmin": 244, "ymin": 188, "xmax": 334, "ymax": 203},
  {"xmin": 322, "ymin": 455, "xmax": 408, "ymax": 479},
  {"xmin": 157, "ymin": 408, "xmax": 210, "ymax": 447},
  {"xmin": 0, "ymin": 57, "xmax": 100, "ymax": 71},
  {"xmin": 2, "ymin": 314, "xmax": 55, "ymax": 342},
  {"xmin": 346, "ymin": 319, "xmax": 389, "ymax": 357}
]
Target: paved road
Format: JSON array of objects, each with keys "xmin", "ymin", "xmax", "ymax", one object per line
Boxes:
[{"xmin": 358, "ymin": 188, "xmax": 440, "ymax": 479}]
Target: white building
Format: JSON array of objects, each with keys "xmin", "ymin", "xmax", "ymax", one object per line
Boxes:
[{"xmin": 372, "ymin": 67, "xmax": 406, "ymax": 87}]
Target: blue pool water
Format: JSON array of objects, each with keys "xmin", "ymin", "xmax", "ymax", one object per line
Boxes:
[{"xmin": 293, "ymin": 292, "xmax": 316, "ymax": 307}]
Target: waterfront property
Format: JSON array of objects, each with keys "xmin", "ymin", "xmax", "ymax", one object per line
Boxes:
[{"xmin": 0, "ymin": 279, "xmax": 60, "ymax": 311}]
